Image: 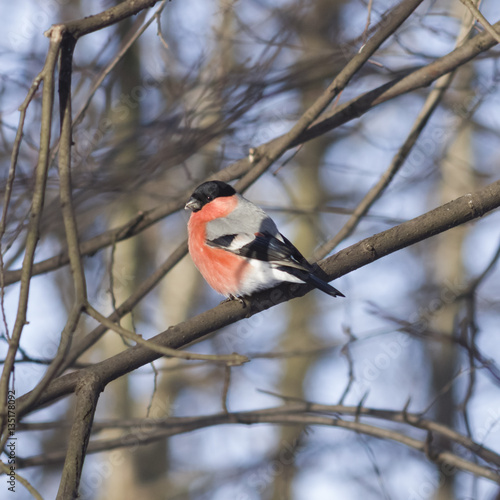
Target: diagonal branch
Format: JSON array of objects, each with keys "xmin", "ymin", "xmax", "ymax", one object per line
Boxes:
[
  {"xmin": 459, "ymin": 0, "xmax": 500, "ymax": 44},
  {"xmin": 299, "ymin": 18, "xmax": 500, "ymax": 146},
  {"xmin": 313, "ymin": 5, "xmax": 479, "ymax": 259},
  {"xmin": 17, "ymin": 178, "xmax": 500, "ymax": 419},
  {"xmin": 55, "ymin": 372, "xmax": 102, "ymax": 500},
  {"xmin": 84, "ymin": 303, "xmax": 248, "ymax": 366},
  {"xmin": 0, "ymin": 27, "xmax": 63, "ymax": 440},
  {"xmin": 17, "ymin": 34, "xmax": 88, "ymax": 417},
  {"xmin": 233, "ymin": 0, "xmax": 426, "ymax": 190},
  {"xmin": 58, "ymin": 0, "xmax": 159, "ymax": 39},
  {"xmin": 0, "ymin": 461, "xmax": 43, "ymax": 499},
  {"xmin": 4, "ymin": 3, "xmax": 498, "ymax": 287},
  {"xmin": 19, "ymin": 404, "xmax": 500, "ymax": 483},
  {"xmin": 2, "ymin": 0, "xmax": 428, "ymax": 286}
]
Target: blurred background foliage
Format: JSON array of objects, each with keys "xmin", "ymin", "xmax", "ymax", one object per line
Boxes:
[{"xmin": 1, "ymin": 0, "xmax": 500, "ymax": 499}]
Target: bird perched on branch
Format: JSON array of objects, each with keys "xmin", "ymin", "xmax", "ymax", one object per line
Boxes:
[{"xmin": 185, "ymin": 181, "xmax": 344, "ymax": 300}]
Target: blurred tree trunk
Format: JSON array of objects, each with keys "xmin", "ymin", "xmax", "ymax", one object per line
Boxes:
[
  {"xmin": 151, "ymin": 2, "xmax": 238, "ymax": 497},
  {"xmin": 96, "ymin": 15, "xmax": 158, "ymax": 500},
  {"xmin": 427, "ymin": 4, "xmax": 477, "ymax": 499},
  {"xmin": 270, "ymin": 2, "xmax": 344, "ymax": 498},
  {"xmin": 269, "ymin": 164, "xmax": 324, "ymax": 500},
  {"xmin": 429, "ymin": 64, "xmax": 475, "ymax": 500}
]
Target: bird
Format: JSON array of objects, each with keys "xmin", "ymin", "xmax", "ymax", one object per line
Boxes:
[{"xmin": 185, "ymin": 180, "xmax": 344, "ymax": 300}]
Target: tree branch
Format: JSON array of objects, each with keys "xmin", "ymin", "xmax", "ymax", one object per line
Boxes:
[
  {"xmin": 56, "ymin": 0, "xmax": 160, "ymax": 39},
  {"xmin": 84, "ymin": 303, "xmax": 248, "ymax": 366},
  {"xmin": 314, "ymin": 70, "xmax": 457, "ymax": 260},
  {"xmin": 233, "ymin": 0, "xmax": 426, "ymax": 190},
  {"xmin": 459, "ymin": 0, "xmax": 500, "ymax": 44},
  {"xmin": 313, "ymin": 5, "xmax": 479, "ymax": 260},
  {"xmin": 16, "ymin": 32, "xmax": 88, "ymax": 424},
  {"xmin": 19, "ymin": 403, "xmax": 500, "ymax": 484},
  {"xmin": 2, "ymin": 0, "xmax": 428, "ymax": 286},
  {"xmin": 5, "ymin": 8, "xmax": 497, "ymax": 288},
  {"xmin": 299, "ymin": 18, "xmax": 500, "ymax": 145},
  {"xmin": 55, "ymin": 373, "xmax": 102, "ymax": 500},
  {"xmin": 17, "ymin": 178, "xmax": 500, "ymax": 418},
  {"xmin": 0, "ymin": 27, "xmax": 63, "ymax": 440}
]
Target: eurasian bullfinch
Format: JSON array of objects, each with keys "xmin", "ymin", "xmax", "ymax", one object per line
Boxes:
[{"xmin": 185, "ymin": 181, "xmax": 344, "ymax": 299}]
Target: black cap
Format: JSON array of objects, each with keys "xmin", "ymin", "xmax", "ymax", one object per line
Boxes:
[{"xmin": 185, "ymin": 181, "xmax": 236, "ymax": 212}]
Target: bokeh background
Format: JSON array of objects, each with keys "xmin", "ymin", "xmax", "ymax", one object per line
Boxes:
[{"xmin": 1, "ymin": 0, "xmax": 500, "ymax": 498}]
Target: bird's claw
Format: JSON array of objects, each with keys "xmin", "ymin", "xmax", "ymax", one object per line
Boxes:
[{"xmin": 221, "ymin": 294, "xmax": 247, "ymax": 307}]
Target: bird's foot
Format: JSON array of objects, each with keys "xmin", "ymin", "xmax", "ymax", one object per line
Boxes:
[{"xmin": 221, "ymin": 294, "xmax": 247, "ymax": 306}]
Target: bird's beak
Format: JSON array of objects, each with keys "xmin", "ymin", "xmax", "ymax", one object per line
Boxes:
[{"xmin": 185, "ymin": 197, "xmax": 202, "ymax": 212}]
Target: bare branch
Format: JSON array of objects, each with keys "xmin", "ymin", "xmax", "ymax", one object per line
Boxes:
[
  {"xmin": 19, "ymin": 403, "xmax": 500, "ymax": 483},
  {"xmin": 234, "ymin": 0, "xmax": 426, "ymax": 190},
  {"xmin": 55, "ymin": 373, "xmax": 102, "ymax": 500},
  {"xmin": 85, "ymin": 303, "xmax": 248, "ymax": 366},
  {"xmin": 0, "ymin": 461, "xmax": 44, "ymax": 500},
  {"xmin": 17, "ymin": 178, "xmax": 500, "ymax": 418},
  {"xmin": 298, "ymin": 18, "xmax": 500, "ymax": 145},
  {"xmin": 2, "ymin": 0, "xmax": 428, "ymax": 286},
  {"xmin": 0, "ymin": 27, "xmax": 63, "ymax": 440},
  {"xmin": 56, "ymin": 0, "xmax": 160, "ymax": 39},
  {"xmin": 313, "ymin": 5, "xmax": 479, "ymax": 259},
  {"xmin": 460, "ymin": 0, "xmax": 500, "ymax": 44}
]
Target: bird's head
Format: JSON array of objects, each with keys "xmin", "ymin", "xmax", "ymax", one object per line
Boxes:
[{"xmin": 185, "ymin": 181, "xmax": 236, "ymax": 212}]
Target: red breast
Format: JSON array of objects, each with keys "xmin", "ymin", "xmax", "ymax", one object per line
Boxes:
[{"xmin": 188, "ymin": 196, "xmax": 249, "ymax": 296}]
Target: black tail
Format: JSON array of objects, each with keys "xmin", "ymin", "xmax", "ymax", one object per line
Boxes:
[
  {"xmin": 305, "ymin": 273, "xmax": 344, "ymax": 298},
  {"xmin": 282, "ymin": 266, "xmax": 344, "ymax": 298}
]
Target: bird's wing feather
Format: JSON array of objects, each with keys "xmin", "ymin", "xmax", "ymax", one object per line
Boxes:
[
  {"xmin": 205, "ymin": 195, "xmax": 278, "ymax": 241},
  {"xmin": 207, "ymin": 231, "xmax": 311, "ymax": 272}
]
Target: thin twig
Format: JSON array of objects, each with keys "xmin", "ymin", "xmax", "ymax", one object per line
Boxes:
[
  {"xmin": 3, "ymin": 8, "xmax": 499, "ymax": 287},
  {"xmin": 146, "ymin": 362, "xmax": 159, "ymax": 418},
  {"xmin": 362, "ymin": 0, "xmax": 374, "ymax": 45},
  {"xmin": 0, "ymin": 63, "xmax": 45, "ymax": 341},
  {"xmin": 2, "ymin": 0, "xmax": 428, "ymax": 287},
  {"xmin": 357, "ymin": 434, "xmax": 392, "ymax": 500},
  {"xmin": 19, "ymin": 404, "xmax": 500, "ymax": 483},
  {"xmin": 467, "ymin": 238, "xmax": 500, "ymax": 293},
  {"xmin": 460, "ymin": 0, "xmax": 500, "ymax": 44},
  {"xmin": 85, "ymin": 303, "xmax": 249, "ymax": 366},
  {"xmin": 0, "ymin": 26, "xmax": 63, "ymax": 441},
  {"xmin": 0, "ymin": 461, "xmax": 44, "ymax": 500},
  {"xmin": 420, "ymin": 368, "xmax": 470, "ymax": 416},
  {"xmin": 16, "ymin": 32, "xmax": 86, "ymax": 420},
  {"xmin": 108, "ymin": 238, "xmax": 119, "ymax": 321},
  {"xmin": 222, "ymin": 365, "xmax": 231, "ymax": 413},
  {"xmin": 73, "ymin": 1, "xmax": 167, "ymax": 130},
  {"xmin": 338, "ymin": 326, "xmax": 356, "ymax": 404},
  {"xmin": 16, "ymin": 178, "xmax": 500, "ymax": 419},
  {"xmin": 155, "ymin": 1, "xmax": 170, "ymax": 50}
]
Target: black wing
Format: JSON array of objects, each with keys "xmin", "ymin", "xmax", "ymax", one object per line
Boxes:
[
  {"xmin": 207, "ymin": 231, "xmax": 311, "ymax": 271},
  {"xmin": 207, "ymin": 232, "xmax": 344, "ymax": 298}
]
